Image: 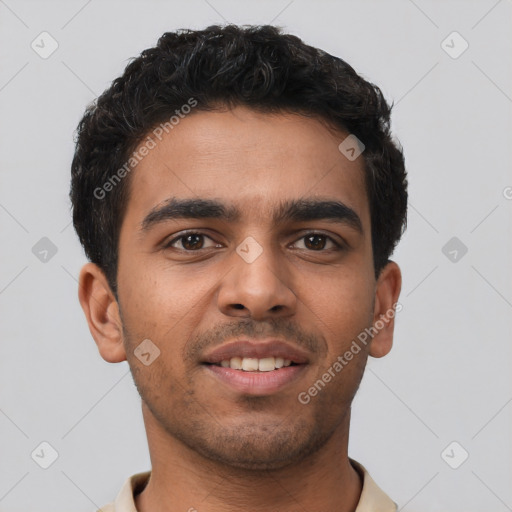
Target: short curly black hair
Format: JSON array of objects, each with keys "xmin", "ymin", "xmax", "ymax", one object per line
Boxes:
[{"xmin": 70, "ymin": 24, "xmax": 407, "ymax": 297}]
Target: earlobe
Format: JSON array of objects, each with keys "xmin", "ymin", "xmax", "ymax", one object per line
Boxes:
[
  {"xmin": 368, "ymin": 261, "xmax": 402, "ymax": 359},
  {"xmin": 78, "ymin": 262, "xmax": 127, "ymax": 363}
]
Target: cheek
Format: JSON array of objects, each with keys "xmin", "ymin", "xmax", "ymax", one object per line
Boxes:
[
  {"xmin": 119, "ymin": 258, "xmax": 182, "ymax": 322},
  {"xmin": 299, "ymin": 266, "xmax": 374, "ymax": 347},
  {"xmin": 118, "ymin": 259, "xmax": 219, "ymax": 360}
]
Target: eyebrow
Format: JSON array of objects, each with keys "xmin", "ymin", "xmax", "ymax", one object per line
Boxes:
[{"xmin": 140, "ymin": 197, "xmax": 363, "ymax": 234}]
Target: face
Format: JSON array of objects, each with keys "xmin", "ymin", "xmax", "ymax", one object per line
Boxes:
[{"xmin": 109, "ymin": 106, "xmax": 391, "ymax": 470}]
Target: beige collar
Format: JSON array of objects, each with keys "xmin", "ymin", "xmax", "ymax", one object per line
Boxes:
[{"xmin": 102, "ymin": 458, "xmax": 396, "ymax": 512}]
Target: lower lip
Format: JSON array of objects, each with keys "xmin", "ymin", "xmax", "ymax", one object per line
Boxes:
[{"xmin": 204, "ymin": 364, "xmax": 307, "ymax": 395}]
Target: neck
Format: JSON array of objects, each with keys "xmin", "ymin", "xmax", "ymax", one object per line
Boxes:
[{"xmin": 135, "ymin": 403, "xmax": 362, "ymax": 512}]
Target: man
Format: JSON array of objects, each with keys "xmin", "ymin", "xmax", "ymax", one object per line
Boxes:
[{"xmin": 71, "ymin": 24, "xmax": 407, "ymax": 511}]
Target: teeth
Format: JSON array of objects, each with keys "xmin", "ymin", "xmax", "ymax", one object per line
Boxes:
[
  {"xmin": 217, "ymin": 356, "xmax": 294, "ymax": 371},
  {"xmin": 230, "ymin": 356, "xmax": 242, "ymax": 370},
  {"xmin": 258, "ymin": 357, "xmax": 275, "ymax": 372},
  {"xmin": 241, "ymin": 358, "xmax": 259, "ymax": 371}
]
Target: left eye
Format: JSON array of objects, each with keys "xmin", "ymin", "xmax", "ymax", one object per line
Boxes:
[
  {"xmin": 166, "ymin": 232, "xmax": 219, "ymax": 251},
  {"xmin": 292, "ymin": 234, "xmax": 339, "ymax": 251}
]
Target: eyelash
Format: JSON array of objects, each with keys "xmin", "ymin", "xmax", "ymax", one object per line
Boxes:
[{"xmin": 163, "ymin": 230, "xmax": 344, "ymax": 252}]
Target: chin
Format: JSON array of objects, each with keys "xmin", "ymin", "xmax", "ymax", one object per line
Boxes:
[{"xmin": 176, "ymin": 420, "xmax": 332, "ymax": 472}]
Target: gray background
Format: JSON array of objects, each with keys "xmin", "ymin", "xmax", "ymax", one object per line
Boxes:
[{"xmin": 1, "ymin": 0, "xmax": 511, "ymax": 511}]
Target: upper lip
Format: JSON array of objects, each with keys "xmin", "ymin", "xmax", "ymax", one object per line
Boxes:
[{"xmin": 202, "ymin": 339, "xmax": 310, "ymax": 364}]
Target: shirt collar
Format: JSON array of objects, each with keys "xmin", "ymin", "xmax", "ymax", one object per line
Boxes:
[
  {"xmin": 350, "ymin": 459, "xmax": 397, "ymax": 512},
  {"xmin": 107, "ymin": 459, "xmax": 396, "ymax": 512}
]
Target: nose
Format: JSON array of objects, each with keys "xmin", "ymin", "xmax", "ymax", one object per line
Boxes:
[{"xmin": 217, "ymin": 242, "xmax": 297, "ymax": 321}]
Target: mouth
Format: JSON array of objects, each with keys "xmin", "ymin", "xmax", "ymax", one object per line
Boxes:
[
  {"xmin": 201, "ymin": 340, "xmax": 310, "ymax": 395},
  {"xmin": 204, "ymin": 356, "xmax": 300, "ymax": 372}
]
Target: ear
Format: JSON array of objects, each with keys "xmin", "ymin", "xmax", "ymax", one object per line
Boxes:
[
  {"xmin": 78, "ymin": 262, "xmax": 127, "ymax": 363},
  {"xmin": 368, "ymin": 261, "xmax": 402, "ymax": 358}
]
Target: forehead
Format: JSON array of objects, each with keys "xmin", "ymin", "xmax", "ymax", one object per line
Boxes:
[{"xmin": 123, "ymin": 106, "xmax": 369, "ymax": 228}]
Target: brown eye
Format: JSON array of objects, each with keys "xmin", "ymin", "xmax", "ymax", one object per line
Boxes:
[
  {"xmin": 166, "ymin": 232, "xmax": 219, "ymax": 251},
  {"xmin": 304, "ymin": 234, "xmax": 327, "ymax": 250},
  {"xmin": 293, "ymin": 233, "xmax": 339, "ymax": 251},
  {"xmin": 181, "ymin": 234, "xmax": 204, "ymax": 250}
]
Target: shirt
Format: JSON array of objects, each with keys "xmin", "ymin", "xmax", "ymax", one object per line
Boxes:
[{"xmin": 97, "ymin": 458, "xmax": 397, "ymax": 512}]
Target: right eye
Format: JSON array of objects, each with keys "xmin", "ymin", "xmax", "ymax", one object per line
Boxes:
[{"xmin": 163, "ymin": 231, "xmax": 221, "ymax": 251}]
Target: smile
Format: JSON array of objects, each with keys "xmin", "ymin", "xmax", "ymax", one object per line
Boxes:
[
  {"xmin": 211, "ymin": 356, "xmax": 295, "ymax": 372},
  {"xmin": 203, "ymin": 361, "xmax": 307, "ymax": 395}
]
